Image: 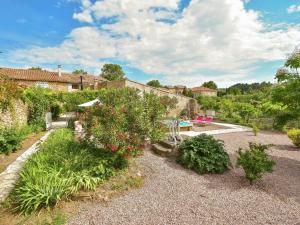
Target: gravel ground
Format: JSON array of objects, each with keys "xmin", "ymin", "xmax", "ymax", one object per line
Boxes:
[{"xmin": 67, "ymin": 131, "xmax": 300, "ymax": 225}]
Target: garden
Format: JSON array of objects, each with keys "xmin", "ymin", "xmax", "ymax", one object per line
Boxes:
[{"xmin": 0, "ymin": 50, "xmax": 299, "ymax": 224}]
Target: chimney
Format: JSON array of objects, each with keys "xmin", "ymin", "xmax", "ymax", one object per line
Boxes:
[{"xmin": 57, "ymin": 65, "xmax": 62, "ymax": 77}]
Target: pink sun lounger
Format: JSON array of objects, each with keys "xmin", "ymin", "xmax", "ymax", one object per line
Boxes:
[{"xmin": 190, "ymin": 116, "xmax": 213, "ymax": 125}]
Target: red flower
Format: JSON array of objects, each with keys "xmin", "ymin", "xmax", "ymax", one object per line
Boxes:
[
  {"xmin": 127, "ymin": 145, "xmax": 133, "ymax": 151},
  {"xmin": 107, "ymin": 144, "xmax": 118, "ymax": 152}
]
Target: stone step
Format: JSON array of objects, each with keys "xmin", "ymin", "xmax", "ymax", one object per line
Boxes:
[
  {"xmin": 159, "ymin": 139, "xmax": 176, "ymax": 149},
  {"xmin": 152, "ymin": 144, "xmax": 173, "ymax": 157}
]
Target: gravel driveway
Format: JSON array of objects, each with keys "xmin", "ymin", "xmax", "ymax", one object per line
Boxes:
[{"xmin": 67, "ymin": 131, "xmax": 300, "ymax": 225}]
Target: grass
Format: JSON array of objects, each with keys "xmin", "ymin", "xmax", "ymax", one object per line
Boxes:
[{"xmin": 9, "ymin": 128, "xmax": 128, "ymax": 215}]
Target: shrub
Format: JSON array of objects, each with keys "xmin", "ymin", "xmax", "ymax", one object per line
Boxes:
[
  {"xmin": 11, "ymin": 129, "xmax": 126, "ymax": 214},
  {"xmin": 177, "ymin": 134, "xmax": 231, "ymax": 174},
  {"xmin": 287, "ymin": 129, "xmax": 300, "ymax": 147},
  {"xmin": 50, "ymin": 102, "xmax": 62, "ymax": 120},
  {"xmin": 236, "ymin": 143, "xmax": 275, "ymax": 184},
  {"xmin": 0, "ymin": 127, "xmax": 23, "ymax": 154},
  {"xmin": 252, "ymin": 124, "xmax": 259, "ymax": 136},
  {"xmin": 85, "ymin": 88, "xmax": 167, "ymax": 156}
]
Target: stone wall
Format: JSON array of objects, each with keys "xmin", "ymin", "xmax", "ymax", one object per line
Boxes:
[
  {"xmin": 16, "ymin": 80, "xmax": 70, "ymax": 92},
  {"xmin": 0, "ymin": 100, "xmax": 28, "ymax": 129},
  {"xmin": 105, "ymin": 79, "xmax": 199, "ymax": 117}
]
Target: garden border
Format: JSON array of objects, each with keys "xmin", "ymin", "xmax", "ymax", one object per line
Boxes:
[{"xmin": 0, "ymin": 130, "xmax": 54, "ymax": 202}]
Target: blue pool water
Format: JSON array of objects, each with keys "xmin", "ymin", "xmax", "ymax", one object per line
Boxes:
[{"xmin": 179, "ymin": 121, "xmax": 191, "ymax": 127}]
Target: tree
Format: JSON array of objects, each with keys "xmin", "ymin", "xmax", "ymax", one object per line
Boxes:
[
  {"xmin": 182, "ymin": 87, "xmax": 194, "ymax": 98},
  {"xmin": 202, "ymin": 81, "xmax": 217, "ymax": 90},
  {"xmin": 275, "ymin": 68, "xmax": 290, "ymax": 83},
  {"xmin": 285, "ymin": 49, "xmax": 300, "ymax": 74},
  {"xmin": 272, "ymin": 49, "xmax": 300, "ymax": 128},
  {"xmin": 73, "ymin": 69, "xmax": 88, "ymax": 75},
  {"xmin": 100, "ymin": 64, "xmax": 125, "ymax": 81},
  {"xmin": 147, "ymin": 80, "xmax": 162, "ymax": 88},
  {"xmin": 29, "ymin": 67, "xmax": 42, "ymax": 70}
]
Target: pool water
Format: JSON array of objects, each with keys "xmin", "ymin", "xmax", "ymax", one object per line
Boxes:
[{"xmin": 179, "ymin": 121, "xmax": 192, "ymax": 127}]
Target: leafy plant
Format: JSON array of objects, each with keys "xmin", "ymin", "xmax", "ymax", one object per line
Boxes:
[
  {"xmin": 85, "ymin": 88, "xmax": 167, "ymax": 156},
  {"xmin": 287, "ymin": 129, "xmax": 300, "ymax": 147},
  {"xmin": 177, "ymin": 134, "xmax": 231, "ymax": 174},
  {"xmin": 252, "ymin": 124, "xmax": 259, "ymax": 136},
  {"xmin": 11, "ymin": 129, "xmax": 126, "ymax": 214},
  {"xmin": 0, "ymin": 127, "xmax": 24, "ymax": 154},
  {"xmin": 236, "ymin": 143, "xmax": 275, "ymax": 184}
]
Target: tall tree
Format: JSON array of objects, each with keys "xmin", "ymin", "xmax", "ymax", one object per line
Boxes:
[
  {"xmin": 101, "ymin": 64, "xmax": 125, "ymax": 81},
  {"xmin": 73, "ymin": 69, "xmax": 88, "ymax": 75},
  {"xmin": 147, "ymin": 80, "xmax": 161, "ymax": 88},
  {"xmin": 285, "ymin": 49, "xmax": 300, "ymax": 75},
  {"xmin": 202, "ymin": 81, "xmax": 217, "ymax": 90}
]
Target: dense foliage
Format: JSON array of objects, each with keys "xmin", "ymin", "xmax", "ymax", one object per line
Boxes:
[
  {"xmin": 0, "ymin": 126, "xmax": 33, "ymax": 155},
  {"xmin": 72, "ymin": 69, "xmax": 88, "ymax": 74},
  {"xmin": 236, "ymin": 143, "xmax": 275, "ymax": 184},
  {"xmin": 12, "ymin": 129, "xmax": 126, "ymax": 214},
  {"xmin": 147, "ymin": 80, "xmax": 162, "ymax": 88},
  {"xmin": 0, "ymin": 75, "xmax": 22, "ymax": 111},
  {"xmin": 177, "ymin": 134, "xmax": 231, "ymax": 174},
  {"xmin": 85, "ymin": 88, "xmax": 167, "ymax": 156},
  {"xmin": 287, "ymin": 129, "xmax": 300, "ymax": 147},
  {"xmin": 101, "ymin": 63, "xmax": 125, "ymax": 81},
  {"xmin": 202, "ymin": 80, "xmax": 217, "ymax": 90}
]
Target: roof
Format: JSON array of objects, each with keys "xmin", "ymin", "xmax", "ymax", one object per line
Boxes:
[
  {"xmin": 191, "ymin": 86, "xmax": 217, "ymax": 93},
  {"xmin": 0, "ymin": 67, "xmax": 107, "ymax": 84}
]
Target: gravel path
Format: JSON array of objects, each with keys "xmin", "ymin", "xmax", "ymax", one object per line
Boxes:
[{"xmin": 67, "ymin": 131, "xmax": 300, "ymax": 225}]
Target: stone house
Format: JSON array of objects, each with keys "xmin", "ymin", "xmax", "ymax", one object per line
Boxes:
[
  {"xmin": 191, "ymin": 86, "xmax": 217, "ymax": 97},
  {"xmin": 0, "ymin": 67, "xmax": 106, "ymax": 92},
  {"xmin": 165, "ymin": 85, "xmax": 187, "ymax": 94}
]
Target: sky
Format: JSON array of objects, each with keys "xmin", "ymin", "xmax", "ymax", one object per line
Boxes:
[{"xmin": 0, "ymin": 0, "xmax": 300, "ymax": 87}]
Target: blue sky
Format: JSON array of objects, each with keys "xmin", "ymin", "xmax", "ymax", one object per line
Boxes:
[{"xmin": 0, "ymin": 0, "xmax": 300, "ymax": 87}]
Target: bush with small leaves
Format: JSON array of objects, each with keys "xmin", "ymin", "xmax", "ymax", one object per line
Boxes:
[
  {"xmin": 287, "ymin": 129, "xmax": 300, "ymax": 147},
  {"xmin": 177, "ymin": 134, "xmax": 231, "ymax": 174},
  {"xmin": 236, "ymin": 143, "xmax": 275, "ymax": 184}
]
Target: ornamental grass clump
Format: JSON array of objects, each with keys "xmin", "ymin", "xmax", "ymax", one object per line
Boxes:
[
  {"xmin": 236, "ymin": 142, "xmax": 275, "ymax": 185},
  {"xmin": 177, "ymin": 134, "xmax": 231, "ymax": 174},
  {"xmin": 11, "ymin": 129, "xmax": 126, "ymax": 214}
]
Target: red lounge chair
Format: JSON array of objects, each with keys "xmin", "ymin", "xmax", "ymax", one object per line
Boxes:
[
  {"xmin": 204, "ymin": 116, "xmax": 213, "ymax": 124},
  {"xmin": 190, "ymin": 116, "xmax": 206, "ymax": 124}
]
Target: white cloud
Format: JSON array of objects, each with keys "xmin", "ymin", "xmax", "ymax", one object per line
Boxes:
[
  {"xmin": 287, "ymin": 5, "xmax": 300, "ymax": 14},
  {"xmin": 9, "ymin": 0, "xmax": 300, "ymax": 87}
]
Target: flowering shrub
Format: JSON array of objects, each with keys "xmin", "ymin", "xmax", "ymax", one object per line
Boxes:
[{"xmin": 85, "ymin": 88, "xmax": 167, "ymax": 156}]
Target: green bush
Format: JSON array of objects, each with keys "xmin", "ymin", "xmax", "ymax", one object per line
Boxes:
[
  {"xmin": 11, "ymin": 129, "xmax": 127, "ymax": 214},
  {"xmin": 236, "ymin": 143, "xmax": 275, "ymax": 184},
  {"xmin": 287, "ymin": 129, "xmax": 300, "ymax": 147},
  {"xmin": 50, "ymin": 102, "xmax": 62, "ymax": 120},
  {"xmin": 177, "ymin": 134, "xmax": 231, "ymax": 174},
  {"xmin": 0, "ymin": 127, "xmax": 24, "ymax": 154},
  {"xmin": 85, "ymin": 88, "xmax": 167, "ymax": 156}
]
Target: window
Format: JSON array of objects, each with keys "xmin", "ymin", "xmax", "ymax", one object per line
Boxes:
[
  {"xmin": 36, "ymin": 82, "xmax": 49, "ymax": 88},
  {"xmin": 72, "ymin": 84, "xmax": 79, "ymax": 89}
]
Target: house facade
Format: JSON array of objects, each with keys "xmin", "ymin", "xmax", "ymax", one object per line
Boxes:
[
  {"xmin": 191, "ymin": 86, "xmax": 217, "ymax": 97},
  {"xmin": 0, "ymin": 67, "xmax": 106, "ymax": 92}
]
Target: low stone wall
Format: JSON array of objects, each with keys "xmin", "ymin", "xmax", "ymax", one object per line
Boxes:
[{"xmin": 0, "ymin": 100, "xmax": 28, "ymax": 129}]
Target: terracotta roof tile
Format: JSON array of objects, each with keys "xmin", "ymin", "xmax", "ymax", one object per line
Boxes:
[{"xmin": 0, "ymin": 67, "xmax": 107, "ymax": 84}]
